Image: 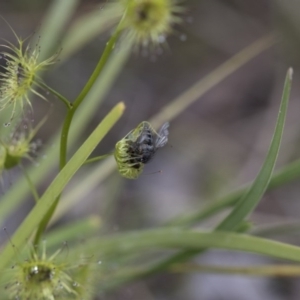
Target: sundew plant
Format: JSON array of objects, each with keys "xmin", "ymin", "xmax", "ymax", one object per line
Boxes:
[{"xmin": 0, "ymin": 0, "xmax": 300, "ymax": 299}]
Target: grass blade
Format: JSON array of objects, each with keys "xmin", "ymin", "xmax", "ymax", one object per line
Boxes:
[
  {"xmin": 217, "ymin": 68, "xmax": 293, "ymax": 230},
  {"xmin": 0, "ymin": 103, "xmax": 125, "ymax": 269},
  {"xmin": 82, "ymin": 229, "xmax": 300, "ymax": 263}
]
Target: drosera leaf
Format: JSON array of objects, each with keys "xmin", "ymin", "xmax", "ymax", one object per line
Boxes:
[
  {"xmin": 217, "ymin": 68, "xmax": 293, "ymax": 231},
  {"xmin": 0, "ymin": 36, "xmax": 132, "ymax": 227},
  {"xmin": 0, "ymin": 102, "xmax": 125, "ymax": 270}
]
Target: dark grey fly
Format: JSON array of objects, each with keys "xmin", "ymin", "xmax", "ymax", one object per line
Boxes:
[{"xmin": 129, "ymin": 121, "xmax": 169, "ymax": 165}]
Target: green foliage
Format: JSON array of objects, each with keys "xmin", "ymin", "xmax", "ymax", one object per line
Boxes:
[{"xmin": 0, "ymin": 0, "xmax": 299, "ymax": 299}]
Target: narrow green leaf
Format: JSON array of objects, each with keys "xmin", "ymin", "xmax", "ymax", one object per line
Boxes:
[
  {"xmin": 168, "ymin": 67, "xmax": 293, "ymax": 230},
  {"xmin": 217, "ymin": 68, "xmax": 293, "ymax": 230},
  {"xmin": 72, "ymin": 228, "xmax": 300, "ymax": 290},
  {"xmin": 80, "ymin": 229, "xmax": 300, "ymax": 263},
  {"xmin": 0, "ymin": 103, "xmax": 125, "ymax": 269},
  {"xmin": 52, "ymin": 157, "xmax": 116, "ymax": 223}
]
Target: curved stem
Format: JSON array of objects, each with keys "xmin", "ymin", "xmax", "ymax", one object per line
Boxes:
[
  {"xmin": 60, "ymin": 25, "xmax": 122, "ymax": 169},
  {"xmin": 33, "ymin": 23, "xmax": 124, "ymax": 248},
  {"xmin": 37, "ymin": 81, "xmax": 73, "ymax": 110}
]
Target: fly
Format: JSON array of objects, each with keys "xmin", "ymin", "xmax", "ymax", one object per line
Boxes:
[{"xmin": 114, "ymin": 121, "xmax": 169, "ymax": 179}]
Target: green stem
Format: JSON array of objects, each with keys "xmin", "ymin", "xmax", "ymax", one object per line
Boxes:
[
  {"xmin": 33, "ymin": 22, "xmax": 123, "ymax": 248},
  {"xmin": 84, "ymin": 153, "xmax": 112, "ymax": 165},
  {"xmin": 59, "ymin": 24, "xmax": 123, "ymax": 169},
  {"xmin": 33, "ymin": 203, "xmax": 56, "ymax": 247},
  {"xmin": 37, "ymin": 81, "xmax": 73, "ymax": 110}
]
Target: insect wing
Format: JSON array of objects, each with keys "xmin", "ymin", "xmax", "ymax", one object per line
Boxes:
[{"xmin": 155, "ymin": 122, "xmax": 169, "ymax": 148}]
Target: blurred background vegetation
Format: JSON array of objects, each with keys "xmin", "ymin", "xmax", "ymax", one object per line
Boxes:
[{"xmin": 1, "ymin": 0, "xmax": 300, "ymax": 299}]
